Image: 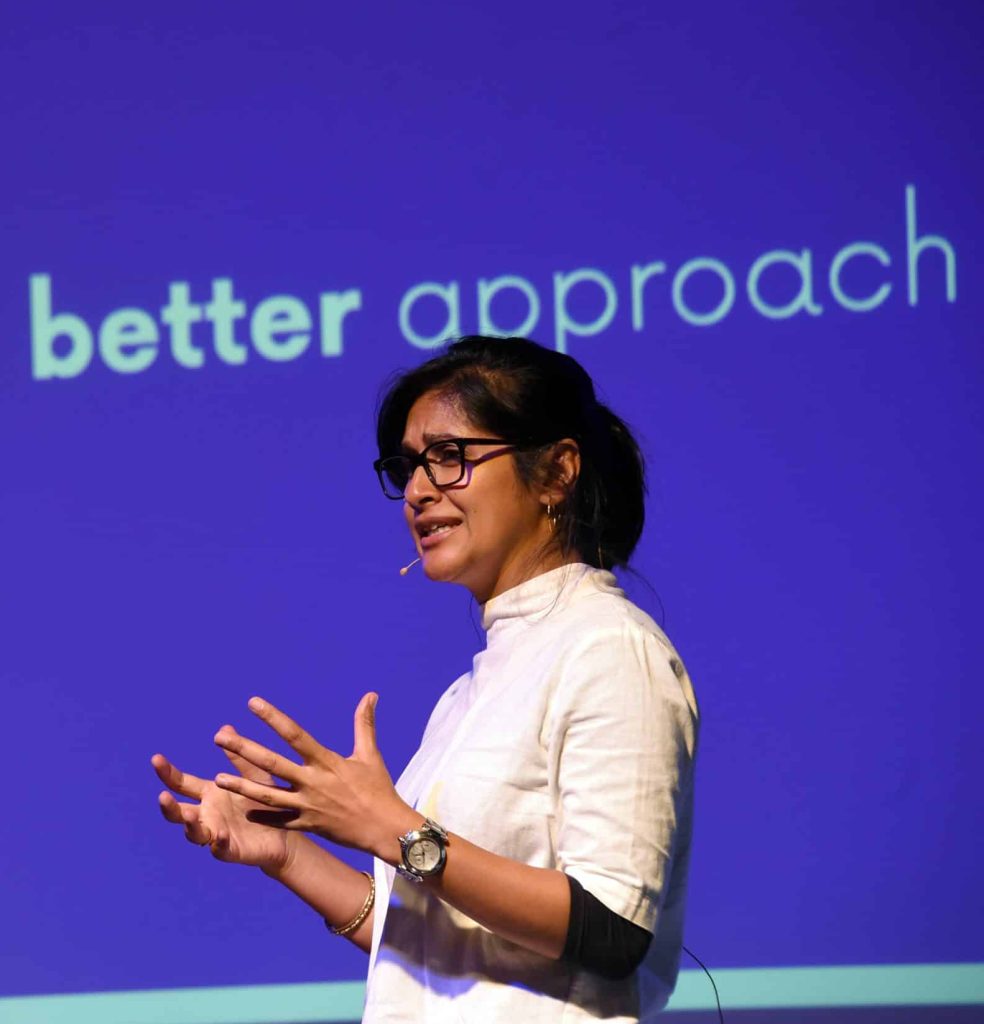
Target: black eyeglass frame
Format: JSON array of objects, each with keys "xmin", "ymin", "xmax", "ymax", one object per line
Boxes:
[{"xmin": 373, "ymin": 436, "xmax": 534, "ymax": 500}]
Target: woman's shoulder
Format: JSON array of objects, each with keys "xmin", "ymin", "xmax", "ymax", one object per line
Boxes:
[
  {"xmin": 550, "ymin": 572, "xmax": 696, "ymax": 707},
  {"xmin": 559, "ymin": 568, "xmax": 677, "ymax": 651}
]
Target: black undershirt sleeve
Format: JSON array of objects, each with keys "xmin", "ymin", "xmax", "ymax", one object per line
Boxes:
[{"xmin": 561, "ymin": 873, "xmax": 654, "ymax": 981}]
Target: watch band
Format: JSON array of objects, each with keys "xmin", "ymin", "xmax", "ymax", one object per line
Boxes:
[{"xmin": 422, "ymin": 817, "xmax": 448, "ymax": 841}]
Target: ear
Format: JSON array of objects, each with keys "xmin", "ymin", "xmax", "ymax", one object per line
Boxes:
[{"xmin": 539, "ymin": 438, "xmax": 580, "ymax": 506}]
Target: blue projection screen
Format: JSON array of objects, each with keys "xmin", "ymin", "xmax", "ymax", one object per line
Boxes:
[{"xmin": 1, "ymin": 4, "xmax": 982, "ymax": 1022}]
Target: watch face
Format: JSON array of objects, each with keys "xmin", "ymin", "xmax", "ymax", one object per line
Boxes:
[{"xmin": 407, "ymin": 836, "xmax": 442, "ymax": 873}]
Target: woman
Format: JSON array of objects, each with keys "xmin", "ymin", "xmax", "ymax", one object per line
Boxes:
[{"xmin": 153, "ymin": 335, "xmax": 699, "ymax": 1022}]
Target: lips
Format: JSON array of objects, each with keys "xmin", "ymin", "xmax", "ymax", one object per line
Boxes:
[{"xmin": 417, "ymin": 519, "xmax": 461, "ymax": 549}]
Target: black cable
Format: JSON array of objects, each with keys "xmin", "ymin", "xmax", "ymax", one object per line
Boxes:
[{"xmin": 682, "ymin": 944, "xmax": 725, "ymax": 1023}]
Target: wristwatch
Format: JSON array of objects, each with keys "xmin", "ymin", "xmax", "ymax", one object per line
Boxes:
[{"xmin": 396, "ymin": 818, "xmax": 449, "ymax": 883}]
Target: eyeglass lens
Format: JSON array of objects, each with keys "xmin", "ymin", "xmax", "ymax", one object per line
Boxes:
[{"xmin": 380, "ymin": 441, "xmax": 465, "ymax": 496}]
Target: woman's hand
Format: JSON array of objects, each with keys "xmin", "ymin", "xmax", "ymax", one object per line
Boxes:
[
  {"xmin": 212, "ymin": 692, "xmax": 411, "ymax": 857},
  {"xmin": 152, "ymin": 738, "xmax": 292, "ymax": 872}
]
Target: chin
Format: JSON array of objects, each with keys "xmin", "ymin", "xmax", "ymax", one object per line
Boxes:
[
  {"xmin": 421, "ymin": 552, "xmax": 459, "ymax": 582},
  {"xmin": 422, "ymin": 552, "xmax": 485, "ymax": 595}
]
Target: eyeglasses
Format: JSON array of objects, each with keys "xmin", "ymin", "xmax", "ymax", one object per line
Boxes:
[{"xmin": 373, "ymin": 437, "xmax": 527, "ymax": 500}]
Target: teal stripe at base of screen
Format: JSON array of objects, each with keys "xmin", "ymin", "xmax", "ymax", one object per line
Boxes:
[{"xmin": 1, "ymin": 963, "xmax": 982, "ymax": 1024}]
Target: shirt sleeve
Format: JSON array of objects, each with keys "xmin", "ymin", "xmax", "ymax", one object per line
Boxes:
[
  {"xmin": 562, "ymin": 872, "xmax": 654, "ymax": 980},
  {"xmin": 546, "ymin": 621, "xmax": 698, "ymax": 933}
]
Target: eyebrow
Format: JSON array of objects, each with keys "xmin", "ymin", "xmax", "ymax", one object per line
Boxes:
[{"xmin": 399, "ymin": 431, "xmax": 456, "ymax": 454}]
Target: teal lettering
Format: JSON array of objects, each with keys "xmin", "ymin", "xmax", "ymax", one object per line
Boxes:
[
  {"xmin": 29, "ymin": 274, "xmax": 93, "ymax": 380},
  {"xmin": 630, "ymin": 262, "xmax": 667, "ymax": 331},
  {"xmin": 552, "ymin": 267, "xmax": 617, "ymax": 353},
  {"xmin": 747, "ymin": 249, "xmax": 822, "ymax": 319},
  {"xmin": 251, "ymin": 295, "xmax": 311, "ymax": 362},
  {"xmin": 98, "ymin": 308, "xmax": 159, "ymax": 373},
  {"xmin": 829, "ymin": 243, "xmax": 892, "ymax": 312},
  {"xmin": 161, "ymin": 282, "xmax": 204, "ymax": 369},
  {"xmin": 319, "ymin": 289, "xmax": 362, "ymax": 357},
  {"xmin": 477, "ymin": 275, "xmax": 540, "ymax": 337},
  {"xmin": 672, "ymin": 258, "xmax": 735, "ymax": 327},
  {"xmin": 204, "ymin": 278, "xmax": 248, "ymax": 365},
  {"xmin": 399, "ymin": 281, "xmax": 460, "ymax": 349},
  {"xmin": 906, "ymin": 184, "xmax": 956, "ymax": 306}
]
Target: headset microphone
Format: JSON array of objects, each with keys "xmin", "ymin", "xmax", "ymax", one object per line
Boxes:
[{"xmin": 399, "ymin": 557, "xmax": 421, "ymax": 576}]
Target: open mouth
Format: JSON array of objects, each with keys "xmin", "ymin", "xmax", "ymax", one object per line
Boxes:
[{"xmin": 418, "ymin": 521, "xmax": 461, "ymax": 547}]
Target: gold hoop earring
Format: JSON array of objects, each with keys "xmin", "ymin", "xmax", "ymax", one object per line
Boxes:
[{"xmin": 546, "ymin": 503, "xmax": 555, "ymax": 531}]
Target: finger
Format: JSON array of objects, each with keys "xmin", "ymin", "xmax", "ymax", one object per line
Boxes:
[
  {"xmin": 158, "ymin": 791, "xmax": 212, "ymax": 845},
  {"xmin": 247, "ymin": 697, "xmax": 331, "ymax": 763},
  {"xmin": 352, "ymin": 692, "xmax": 379, "ymax": 760},
  {"xmin": 205, "ymin": 822, "xmax": 231, "ymax": 856},
  {"xmin": 152, "ymin": 754, "xmax": 206, "ymax": 800},
  {"xmin": 210, "ymin": 832, "xmax": 232, "ymax": 859},
  {"xmin": 186, "ymin": 819, "xmax": 212, "ymax": 846},
  {"xmin": 214, "ymin": 725, "xmax": 303, "ymax": 784},
  {"xmin": 214, "ymin": 771, "xmax": 302, "ymax": 810},
  {"xmin": 158, "ymin": 790, "xmax": 196, "ymax": 826},
  {"xmin": 220, "ymin": 738, "xmax": 276, "ymax": 786}
]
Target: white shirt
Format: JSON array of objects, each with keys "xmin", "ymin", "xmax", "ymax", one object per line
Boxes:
[{"xmin": 364, "ymin": 563, "xmax": 699, "ymax": 1022}]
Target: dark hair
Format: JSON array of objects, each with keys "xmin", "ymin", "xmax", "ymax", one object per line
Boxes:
[{"xmin": 375, "ymin": 336, "xmax": 646, "ymax": 569}]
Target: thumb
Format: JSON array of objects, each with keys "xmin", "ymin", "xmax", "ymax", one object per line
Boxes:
[{"xmin": 352, "ymin": 691, "xmax": 379, "ymax": 759}]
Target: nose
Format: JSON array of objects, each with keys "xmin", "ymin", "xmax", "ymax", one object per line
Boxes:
[{"xmin": 403, "ymin": 462, "xmax": 439, "ymax": 509}]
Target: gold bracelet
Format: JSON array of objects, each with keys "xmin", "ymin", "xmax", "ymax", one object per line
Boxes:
[{"xmin": 329, "ymin": 870, "xmax": 375, "ymax": 937}]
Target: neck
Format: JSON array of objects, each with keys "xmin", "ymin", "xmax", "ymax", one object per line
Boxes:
[{"xmin": 475, "ymin": 543, "xmax": 584, "ymax": 605}]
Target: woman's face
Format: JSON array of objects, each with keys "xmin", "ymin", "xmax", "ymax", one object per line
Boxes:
[{"xmin": 400, "ymin": 390, "xmax": 559, "ymax": 603}]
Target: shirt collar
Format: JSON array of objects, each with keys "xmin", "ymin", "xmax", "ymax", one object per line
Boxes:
[{"xmin": 480, "ymin": 562, "xmax": 621, "ymax": 633}]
